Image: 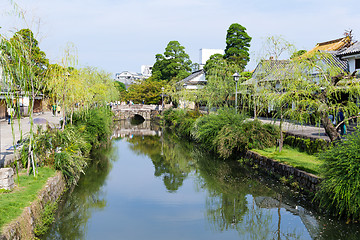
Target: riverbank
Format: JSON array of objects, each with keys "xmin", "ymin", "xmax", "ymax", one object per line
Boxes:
[
  {"xmin": 162, "ymin": 108, "xmax": 360, "ymax": 221},
  {"xmin": 0, "ymin": 107, "xmax": 114, "ymax": 239}
]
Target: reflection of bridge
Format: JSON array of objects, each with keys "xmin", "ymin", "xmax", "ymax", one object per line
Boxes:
[
  {"xmin": 112, "ymin": 104, "xmax": 162, "ymax": 120},
  {"xmin": 112, "ymin": 120, "xmax": 161, "ymax": 138}
]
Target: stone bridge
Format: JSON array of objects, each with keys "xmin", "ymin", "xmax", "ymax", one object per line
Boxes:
[{"xmin": 112, "ymin": 104, "xmax": 162, "ymax": 120}]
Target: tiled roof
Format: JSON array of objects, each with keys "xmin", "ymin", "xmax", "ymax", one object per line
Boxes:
[
  {"xmin": 177, "ymin": 69, "xmax": 206, "ymax": 86},
  {"xmin": 337, "ymin": 41, "xmax": 360, "ymax": 56}
]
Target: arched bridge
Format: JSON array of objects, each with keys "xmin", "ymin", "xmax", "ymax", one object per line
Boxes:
[{"xmin": 112, "ymin": 104, "xmax": 162, "ymax": 120}]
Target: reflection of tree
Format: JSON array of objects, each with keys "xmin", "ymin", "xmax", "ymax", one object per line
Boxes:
[
  {"xmin": 43, "ymin": 147, "xmax": 114, "ymax": 240},
  {"xmin": 127, "ymin": 134, "xmax": 195, "ymax": 192}
]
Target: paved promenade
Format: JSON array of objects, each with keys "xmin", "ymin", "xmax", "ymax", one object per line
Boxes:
[
  {"xmin": 257, "ymin": 117, "xmax": 331, "ymax": 141},
  {"xmin": 0, "ymin": 111, "xmax": 61, "ymax": 168}
]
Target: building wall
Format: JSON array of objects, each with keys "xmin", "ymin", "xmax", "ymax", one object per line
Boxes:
[
  {"xmin": 199, "ymin": 49, "xmax": 224, "ymax": 65},
  {"xmin": 0, "ymin": 100, "xmax": 6, "ymax": 119}
]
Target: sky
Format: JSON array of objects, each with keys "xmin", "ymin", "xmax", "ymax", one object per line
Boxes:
[{"xmin": 1, "ymin": 0, "xmax": 360, "ymax": 76}]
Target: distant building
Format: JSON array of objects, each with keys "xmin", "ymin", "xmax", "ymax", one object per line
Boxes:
[
  {"xmin": 199, "ymin": 48, "xmax": 224, "ymax": 69},
  {"xmin": 115, "ymin": 65, "xmax": 153, "ymax": 89},
  {"xmin": 141, "ymin": 65, "xmax": 153, "ymax": 77}
]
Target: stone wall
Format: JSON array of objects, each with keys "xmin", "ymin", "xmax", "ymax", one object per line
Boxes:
[
  {"xmin": 0, "ymin": 171, "xmax": 66, "ymax": 240},
  {"xmin": 0, "ymin": 168, "xmax": 15, "ymax": 190},
  {"xmin": 244, "ymin": 150, "xmax": 321, "ymax": 192}
]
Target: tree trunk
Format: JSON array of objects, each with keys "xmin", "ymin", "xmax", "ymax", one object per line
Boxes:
[{"xmin": 320, "ymin": 112, "xmax": 340, "ymax": 142}]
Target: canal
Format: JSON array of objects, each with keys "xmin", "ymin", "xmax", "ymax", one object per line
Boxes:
[{"xmin": 43, "ymin": 121, "xmax": 360, "ymax": 239}]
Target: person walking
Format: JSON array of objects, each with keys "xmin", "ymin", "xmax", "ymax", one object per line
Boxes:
[
  {"xmin": 52, "ymin": 104, "xmax": 57, "ymax": 116},
  {"xmin": 7, "ymin": 106, "xmax": 14, "ymax": 124},
  {"xmin": 337, "ymin": 108, "xmax": 346, "ymax": 135}
]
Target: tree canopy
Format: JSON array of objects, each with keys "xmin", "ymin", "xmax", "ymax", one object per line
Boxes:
[
  {"xmin": 224, "ymin": 23, "xmax": 251, "ymax": 70},
  {"xmin": 152, "ymin": 40, "xmax": 192, "ymax": 82}
]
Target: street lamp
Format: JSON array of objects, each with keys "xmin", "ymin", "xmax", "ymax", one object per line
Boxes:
[
  {"xmin": 161, "ymin": 87, "xmax": 165, "ymax": 110},
  {"xmin": 233, "ymin": 72, "xmax": 240, "ymax": 113}
]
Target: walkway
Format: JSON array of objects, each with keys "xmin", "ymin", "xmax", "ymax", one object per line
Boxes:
[
  {"xmin": 257, "ymin": 117, "xmax": 331, "ymax": 141},
  {"xmin": 0, "ymin": 111, "xmax": 61, "ymax": 168}
]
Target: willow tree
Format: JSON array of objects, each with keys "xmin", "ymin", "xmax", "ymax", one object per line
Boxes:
[
  {"xmin": 203, "ymin": 54, "xmax": 244, "ymax": 109},
  {"xmin": 254, "ymin": 50, "xmax": 358, "ymax": 145},
  {"xmin": 0, "ymin": 28, "xmax": 49, "ymax": 175}
]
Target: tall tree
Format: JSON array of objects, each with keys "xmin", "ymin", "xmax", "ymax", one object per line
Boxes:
[
  {"xmin": 224, "ymin": 23, "xmax": 251, "ymax": 70},
  {"xmin": 152, "ymin": 40, "xmax": 192, "ymax": 82}
]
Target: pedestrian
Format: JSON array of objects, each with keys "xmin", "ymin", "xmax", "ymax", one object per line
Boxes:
[
  {"xmin": 7, "ymin": 106, "xmax": 14, "ymax": 124},
  {"xmin": 52, "ymin": 104, "xmax": 57, "ymax": 116},
  {"xmin": 337, "ymin": 108, "xmax": 346, "ymax": 135}
]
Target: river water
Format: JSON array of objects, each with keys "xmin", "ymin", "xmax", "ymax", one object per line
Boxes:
[{"xmin": 43, "ymin": 121, "xmax": 360, "ymax": 240}]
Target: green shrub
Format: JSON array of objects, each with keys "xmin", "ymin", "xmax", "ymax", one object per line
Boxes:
[
  {"xmin": 72, "ymin": 106, "xmax": 113, "ymax": 147},
  {"xmin": 284, "ymin": 135, "xmax": 328, "ymax": 155},
  {"xmin": 315, "ymin": 129, "xmax": 360, "ymax": 220},
  {"xmin": 191, "ymin": 108, "xmax": 246, "ymax": 151},
  {"xmin": 214, "ymin": 119, "xmax": 279, "ymax": 159},
  {"xmin": 163, "ymin": 109, "xmax": 201, "ymax": 139}
]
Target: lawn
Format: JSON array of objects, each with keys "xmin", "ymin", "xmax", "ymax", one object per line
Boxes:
[
  {"xmin": 0, "ymin": 167, "xmax": 56, "ymax": 231},
  {"xmin": 252, "ymin": 145, "xmax": 323, "ymax": 176}
]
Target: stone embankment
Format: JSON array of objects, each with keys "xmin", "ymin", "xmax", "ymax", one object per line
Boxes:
[
  {"xmin": 0, "ymin": 168, "xmax": 15, "ymax": 190},
  {"xmin": 0, "ymin": 171, "xmax": 66, "ymax": 240},
  {"xmin": 244, "ymin": 150, "xmax": 321, "ymax": 193}
]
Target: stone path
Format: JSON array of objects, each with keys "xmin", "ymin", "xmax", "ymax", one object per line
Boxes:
[{"xmin": 0, "ymin": 111, "xmax": 61, "ymax": 168}]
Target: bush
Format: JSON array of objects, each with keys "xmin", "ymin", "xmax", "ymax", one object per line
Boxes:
[
  {"xmin": 214, "ymin": 119, "xmax": 279, "ymax": 159},
  {"xmin": 315, "ymin": 129, "xmax": 360, "ymax": 220},
  {"xmin": 191, "ymin": 108, "xmax": 246, "ymax": 151},
  {"xmin": 163, "ymin": 109, "xmax": 202, "ymax": 139},
  {"xmin": 72, "ymin": 106, "xmax": 113, "ymax": 147},
  {"xmin": 284, "ymin": 135, "xmax": 328, "ymax": 155}
]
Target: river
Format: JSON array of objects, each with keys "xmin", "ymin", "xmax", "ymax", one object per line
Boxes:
[{"xmin": 43, "ymin": 120, "xmax": 360, "ymax": 240}]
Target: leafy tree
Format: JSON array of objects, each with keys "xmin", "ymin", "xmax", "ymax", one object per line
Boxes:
[
  {"xmin": 202, "ymin": 54, "xmax": 244, "ymax": 108},
  {"xmin": 114, "ymin": 81, "xmax": 127, "ymax": 101},
  {"xmin": 290, "ymin": 49, "xmax": 307, "ymax": 59},
  {"xmin": 126, "ymin": 78, "xmax": 166, "ymax": 104},
  {"xmin": 224, "ymin": 23, "xmax": 251, "ymax": 70},
  {"xmin": 152, "ymin": 40, "xmax": 192, "ymax": 82},
  {"xmin": 2, "ymin": 29, "xmax": 49, "ymax": 91}
]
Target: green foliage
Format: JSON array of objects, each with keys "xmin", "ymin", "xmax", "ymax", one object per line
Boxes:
[
  {"xmin": 163, "ymin": 109, "xmax": 202, "ymax": 139},
  {"xmin": 0, "ymin": 167, "xmax": 56, "ymax": 230},
  {"xmin": 224, "ymin": 23, "xmax": 252, "ymax": 70},
  {"xmin": 253, "ymin": 145, "xmax": 322, "ymax": 175},
  {"xmin": 152, "ymin": 40, "xmax": 192, "ymax": 82},
  {"xmin": 316, "ymin": 129, "xmax": 360, "ymax": 219},
  {"xmin": 192, "ymin": 108, "xmax": 246, "ymax": 151},
  {"xmin": 34, "ymin": 202, "xmax": 58, "ymax": 237},
  {"xmin": 126, "ymin": 78, "xmax": 166, "ymax": 104},
  {"xmin": 202, "ymin": 55, "xmax": 244, "ymax": 108},
  {"xmin": 214, "ymin": 119, "xmax": 280, "ymax": 159},
  {"xmin": 72, "ymin": 106, "xmax": 113, "ymax": 148},
  {"xmin": 284, "ymin": 135, "xmax": 328, "ymax": 154}
]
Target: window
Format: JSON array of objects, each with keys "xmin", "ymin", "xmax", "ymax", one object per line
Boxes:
[{"xmin": 356, "ymin": 59, "xmax": 360, "ymax": 69}]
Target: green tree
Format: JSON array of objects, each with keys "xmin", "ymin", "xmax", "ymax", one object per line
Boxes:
[
  {"xmin": 152, "ymin": 40, "xmax": 192, "ymax": 82},
  {"xmin": 224, "ymin": 23, "xmax": 252, "ymax": 70},
  {"xmin": 126, "ymin": 78, "xmax": 166, "ymax": 104},
  {"xmin": 202, "ymin": 54, "xmax": 244, "ymax": 108}
]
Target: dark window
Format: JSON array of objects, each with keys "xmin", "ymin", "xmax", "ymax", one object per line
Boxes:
[{"xmin": 356, "ymin": 59, "xmax": 360, "ymax": 69}]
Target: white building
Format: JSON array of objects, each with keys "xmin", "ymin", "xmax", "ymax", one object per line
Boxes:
[
  {"xmin": 141, "ymin": 65, "xmax": 153, "ymax": 77},
  {"xmin": 338, "ymin": 41, "xmax": 360, "ymax": 77},
  {"xmin": 199, "ymin": 48, "xmax": 224, "ymax": 69},
  {"xmin": 115, "ymin": 65, "xmax": 153, "ymax": 89}
]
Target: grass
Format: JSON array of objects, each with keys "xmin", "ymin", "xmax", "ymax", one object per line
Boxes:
[
  {"xmin": 252, "ymin": 145, "xmax": 323, "ymax": 175},
  {"xmin": 0, "ymin": 167, "xmax": 56, "ymax": 231}
]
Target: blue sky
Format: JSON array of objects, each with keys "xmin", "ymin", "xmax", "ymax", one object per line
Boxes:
[{"xmin": 1, "ymin": 0, "xmax": 359, "ymax": 75}]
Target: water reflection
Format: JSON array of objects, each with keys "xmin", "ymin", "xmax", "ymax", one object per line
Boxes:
[
  {"xmin": 112, "ymin": 120, "xmax": 161, "ymax": 139},
  {"xmin": 43, "ymin": 147, "xmax": 115, "ymax": 240},
  {"xmin": 43, "ymin": 122, "xmax": 360, "ymax": 240}
]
